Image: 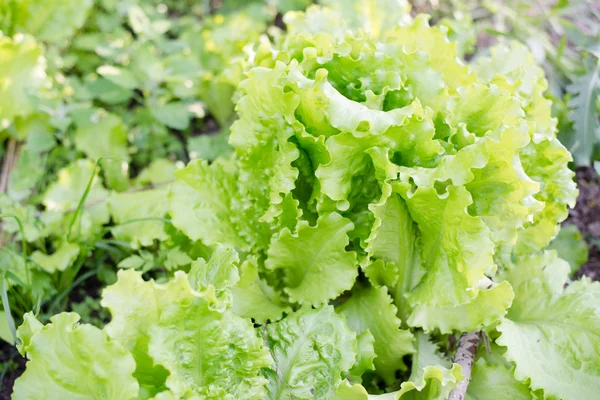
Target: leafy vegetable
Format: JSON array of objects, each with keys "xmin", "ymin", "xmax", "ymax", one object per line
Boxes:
[
  {"xmin": 101, "ymin": 269, "xmax": 272, "ymax": 399},
  {"xmin": 2, "ymin": 1, "xmax": 600, "ymax": 399},
  {"xmin": 13, "ymin": 312, "xmax": 138, "ymax": 400},
  {"xmin": 497, "ymin": 251, "xmax": 600, "ymax": 399}
]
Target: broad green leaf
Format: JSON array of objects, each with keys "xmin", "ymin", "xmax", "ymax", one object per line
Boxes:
[
  {"xmin": 188, "ymin": 131, "xmax": 233, "ymax": 162},
  {"xmin": 0, "ymin": 195, "xmax": 44, "ymax": 242},
  {"xmin": 135, "ymin": 159, "xmax": 177, "ymax": 186},
  {"xmin": 150, "ymin": 101, "xmax": 191, "ymax": 130},
  {"xmin": 31, "ymin": 242, "xmax": 80, "ymax": 273},
  {"xmin": 85, "ymin": 78, "xmax": 133, "ymax": 104},
  {"xmin": 101, "ymin": 269, "xmax": 271, "ymax": 398},
  {"xmin": 97, "ymin": 65, "xmax": 139, "ymax": 90},
  {"xmin": 117, "ymin": 255, "xmax": 146, "ymax": 270},
  {"xmin": 336, "ymin": 284, "xmax": 414, "ymax": 385},
  {"xmin": 266, "ymin": 212, "xmax": 358, "ymax": 306},
  {"xmin": 108, "ymin": 188, "xmax": 169, "ymax": 249},
  {"xmin": 265, "ymin": 306, "xmax": 357, "ymax": 400},
  {"xmin": 169, "ymin": 159, "xmax": 249, "ymax": 250},
  {"xmin": 6, "ymin": 143, "xmax": 46, "ymax": 200},
  {"xmin": 13, "ymin": 312, "xmax": 139, "ymax": 400},
  {"xmin": 274, "ymin": 0, "xmax": 312, "ymax": 13},
  {"xmin": 2, "ymin": 0, "xmax": 92, "ymax": 44},
  {"xmin": 74, "ymin": 112, "xmax": 129, "ymax": 162},
  {"xmin": 0, "ymin": 248, "xmax": 29, "ymax": 289},
  {"xmin": 231, "ymin": 257, "xmax": 291, "ymax": 323},
  {"xmin": 497, "ymin": 251, "xmax": 600, "ymax": 400},
  {"xmin": 466, "ymin": 358, "xmax": 532, "ymax": 400}
]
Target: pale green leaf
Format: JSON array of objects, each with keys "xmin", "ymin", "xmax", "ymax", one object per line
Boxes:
[
  {"xmin": 13, "ymin": 312, "xmax": 139, "ymax": 400},
  {"xmin": 265, "ymin": 306, "xmax": 357, "ymax": 400},
  {"xmin": 497, "ymin": 251, "xmax": 600, "ymax": 400},
  {"xmin": 336, "ymin": 284, "xmax": 414, "ymax": 384},
  {"xmin": 117, "ymin": 255, "xmax": 146, "ymax": 270},
  {"xmin": 231, "ymin": 257, "xmax": 291, "ymax": 323},
  {"xmin": 266, "ymin": 212, "xmax": 358, "ymax": 306},
  {"xmin": 101, "ymin": 269, "xmax": 271, "ymax": 398},
  {"xmin": 108, "ymin": 188, "xmax": 169, "ymax": 249},
  {"xmin": 74, "ymin": 112, "xmax": 130, "ymax": 162},
  {"xmin": 466, "ymin": 358, "xmax": 532, "ymax": 400},
  {"xmin": 0, "ymin": 33, "xmax": 45, "ymax": 124}
]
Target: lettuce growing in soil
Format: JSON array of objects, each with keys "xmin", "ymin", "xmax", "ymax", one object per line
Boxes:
[{"xmin": 13, "ymin": 4, "xmax": 600, "ymax": 400}]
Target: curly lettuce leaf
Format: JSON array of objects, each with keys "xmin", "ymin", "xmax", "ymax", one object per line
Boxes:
[
  {"xmin": 231, "ymin": 256, "xmax": 291, "ymax": 323},
  {"xmin": 101, "ymin": 269, "xmax": 271, "ymax": 399},
  {"xmin": 266, "ymin": 212, "xmax": 358, "ymax": 306},
  {"xmin": 189, "ymin": 244, "xmax": 240, "ymax": 293},
  {"xmin": 168, "ymin": 159, "xmax": 249, "ymax": 250},
  {"xmin": 336, "ymin": 284, "xmax": 414, "ymax": 385},
  {"xmin": 466, "ymin": 358, "xmax": 532, "ymax": 400},
  {"xmin": 264, "ymin": 306, "xmax": 357, "ymax": 400},
  {"xmin": 497, "ymin": 251, "xmax": 600, "ymax": 400},
  {"xmin": 393, "ymin": 332, "xmax": 463, "ymax": 400},
  {"xmin": 333, "ymin": 332, "xmax": 463, "ymax": 400},
  {"xmin": 13, "ymin": 312, "xmax": 138, "ymax": 400}
]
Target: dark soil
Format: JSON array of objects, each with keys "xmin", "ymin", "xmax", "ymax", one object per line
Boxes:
[
  {"xmin": 0, "ymin": 344, "xmax": 25, "ymax": 398},
  {"xmin": 569, "ymin": 167, "xmax": 600, "ymax": 281}
]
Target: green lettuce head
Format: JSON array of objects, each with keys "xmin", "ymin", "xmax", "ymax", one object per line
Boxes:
[
  {"xmin": 173, "ymin": 6, "xmax": 576, "ymax": 332},
  {"xmin": 168, "ymin": 4, "xmax": 584, "ymax": 394}
]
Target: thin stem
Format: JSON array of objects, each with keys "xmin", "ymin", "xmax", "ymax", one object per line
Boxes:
[{"xmin": 449, "ymin": 331, "xmax": 481, "ymax": 400}]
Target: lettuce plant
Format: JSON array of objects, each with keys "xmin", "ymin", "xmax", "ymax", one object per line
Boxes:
[{"xmin": 13, "ymin": 5, "xmax": 600, "ymax": 400}]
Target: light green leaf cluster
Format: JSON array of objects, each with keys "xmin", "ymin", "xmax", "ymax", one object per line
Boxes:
[
  {"xmin": 96, "ymin": 268, "xmax": 272, "ymax": 399},
  {"xmin": 166, "ymin": 3, "xmax": 592, "ymax": 397}
]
